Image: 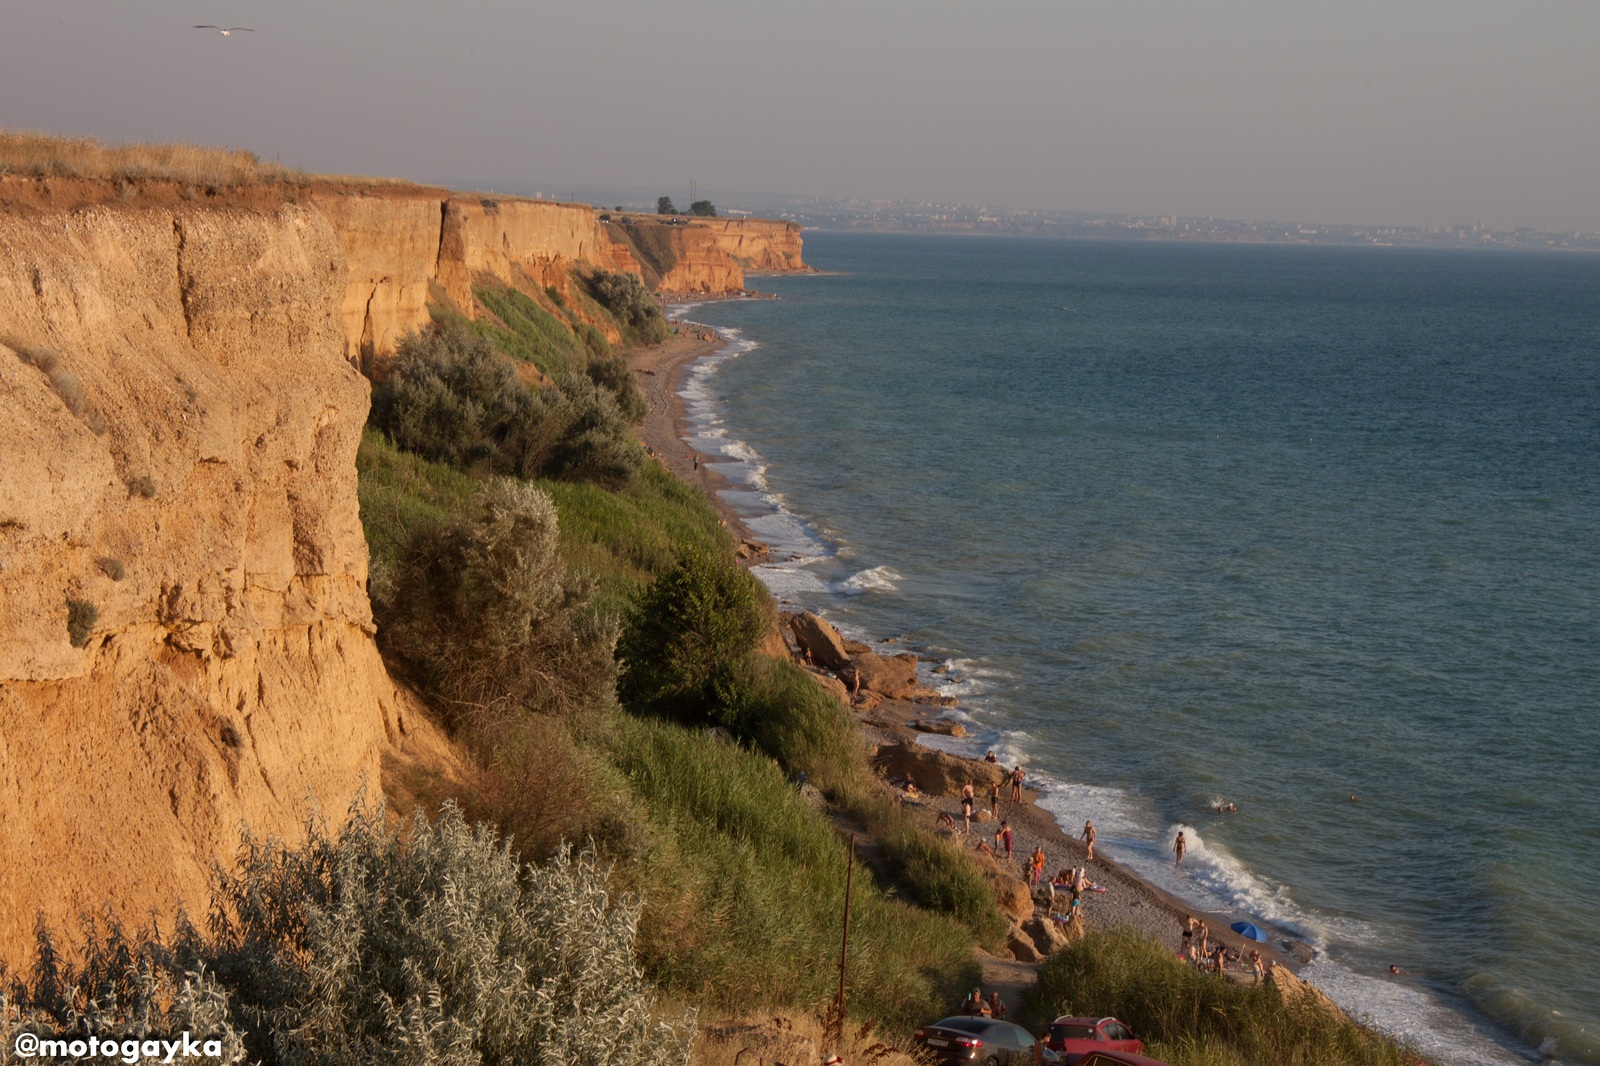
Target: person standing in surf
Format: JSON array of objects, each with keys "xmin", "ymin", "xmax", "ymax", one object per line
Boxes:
[
  {"xmin": 1009, "ymin": 765, "xmax": 1025, "ymax": 803},
  {"xmin": 1174, "ymin": 830, "xmax": 1187, "ymax": 866}
]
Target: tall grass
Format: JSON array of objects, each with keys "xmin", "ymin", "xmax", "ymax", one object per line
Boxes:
[
  {"xmin": 1020, "ymin": 929, "xmax": 1430, "ymax": 1066},
  {"xmin": 0, "ymin": 128, "xmax": 300, "ymax": 185},
  {"xmin": 609, "ymin": 717, "xmax": 979, "ymax": 1030},
  {"xmin": 539, "ymin": 463, "xmax": 733, "ymax": 615},
  {"xmin": 476, "ymin": 285, "xmax": 591, "ymax": 377}
]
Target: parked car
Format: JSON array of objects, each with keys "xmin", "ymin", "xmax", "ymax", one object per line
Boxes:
[
  {"xmin": 913, "ymin": 1016, "xmax": 1063, "ymax": 1065},
  {"xmin": 1043, "ymin": 1016, "xmax": 1145, "ymax": 1064},
  {"xmin": 1075, "ymin": 1053, "xmax": 1172, "ymax": 1066}
]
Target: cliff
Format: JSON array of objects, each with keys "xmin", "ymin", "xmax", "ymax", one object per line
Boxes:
[
  {"xmin": 0, "ymin": 175, "xmax": 807, "ymax": 969},
  {"xmin": 0, "ymin": 186, "xmax": 458, "ymax": 967},
  {"xmin": 311, "ymin": 191, "xmax": 805, "ymax": 371}
]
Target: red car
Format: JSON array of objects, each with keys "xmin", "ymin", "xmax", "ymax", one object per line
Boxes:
[{"xmin": 1043, "ymin": 1016, "xmax": 1145, "ymax": 1064}]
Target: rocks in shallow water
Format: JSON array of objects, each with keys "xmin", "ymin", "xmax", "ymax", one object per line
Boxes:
[
  {"xmin": 787, "ymin": 611, "xmax": 849, "ymax": 671},
  {"xmin": 845, "ymin": 650, "xmax": 942, "ymax": 701},
  {"xmin": 910, "ymin": 717, "xmax": 967, "ymax": 738}
]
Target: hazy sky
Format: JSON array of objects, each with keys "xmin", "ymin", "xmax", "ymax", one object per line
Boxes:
[{"xmin": 4, "ymin": 1, "xmax": 1598, "ymax": 230}]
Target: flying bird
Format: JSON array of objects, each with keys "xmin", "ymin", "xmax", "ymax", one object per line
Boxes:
[{"xmin": 193, "ymin": 25, "xmax": 253, "ymax": 35}]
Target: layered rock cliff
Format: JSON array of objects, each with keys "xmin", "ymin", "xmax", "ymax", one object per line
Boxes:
[
  {"xmin": 0, "ymin": 176, "xmax": 806, "ymax": 968},
  {"xmin": 0, "ymin": 188, "xmax": 453, "ymax": 967}
]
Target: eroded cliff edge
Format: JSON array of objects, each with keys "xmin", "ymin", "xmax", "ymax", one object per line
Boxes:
[{"xmin": 0, "ymin": 177, "xmax": 808, "ymax": 969}]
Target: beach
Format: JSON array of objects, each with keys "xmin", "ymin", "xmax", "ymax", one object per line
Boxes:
[{"xmin": 627, "ymin": 314, "xmax": 1305, "ymax": 1002}]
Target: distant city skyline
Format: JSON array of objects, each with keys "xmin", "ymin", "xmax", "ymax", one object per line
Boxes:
[{"xmin": 3, "ymin": 1, "xmax": 1598, "ymax": 232}]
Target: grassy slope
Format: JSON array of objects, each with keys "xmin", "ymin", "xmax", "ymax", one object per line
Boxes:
[
  {"xmin": 358, "ymin": 285, "xmax": 1431, "ymax": 1062},
  {"xmin": 357, "ymin": 427, "xmax": 979, "ymax": 1030}
]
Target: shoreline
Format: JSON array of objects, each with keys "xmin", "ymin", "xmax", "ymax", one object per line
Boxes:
[{"xmin": 625, "ymin": 314, "xmax": 1307, "ymax": 983}]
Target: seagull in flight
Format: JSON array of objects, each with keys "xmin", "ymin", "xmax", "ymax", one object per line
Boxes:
[{"xmin": 193, "ymin": 25, "xmax": 253, "ymax": 35}]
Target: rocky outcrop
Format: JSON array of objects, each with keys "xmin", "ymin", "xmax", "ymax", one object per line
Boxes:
[
  {"xmin": 872, "ymin": 741, "xmax": 1008, "ymax": 799},
  {"xmin": 844, "ymin": 650, "xmax": 942, "ymax": 702},
  {"xmin": 0, "ymin": 189, "xmax": 457, "ymax": 968},
  {"xmin": 788, "ymin": 611, "xmax": 850, "ymax": 671}
]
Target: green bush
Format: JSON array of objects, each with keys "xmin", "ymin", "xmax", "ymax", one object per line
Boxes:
[
  {"xmin": 370, "ymin": 321, "xmax": 530, "ymax": 474},
  {"xmin": 715, "ymin": 655, "xmax": 864, "ymax": 789},
  {"xmin": 370, "ymin": 324, "xmax": 640, "ymax": 490},
  {"xmin": 206, "ymin": 800, "xmax": 692, "ymax": 1066},
  {"xmin": 585, "ymin": 354, "xmax": 647, "ymax": 425},
  {"xmin": 587, "ymin": 271, "xmax": 669, "ymax": 345},
  {"xmin": 1020, "ymin": 929, "xmax": 1426, "ymax": 1066},
  {"xmin": 521, "ymin": 374, "xmax": 643, "ymax": 491},
  {"xmin": 383, "ymin": 478, "xmax": 617, "ymax": 729},
  {"xmin": 616, "ymin": 548, "xmax": 770, "ymax": 723}
]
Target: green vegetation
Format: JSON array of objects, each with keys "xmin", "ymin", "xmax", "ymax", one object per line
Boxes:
[
  {"xmin": 1020, "ymin": 929, "xmax": 1428, "ymax": 1066},
  {"xmin": 380, "ymin": 477, "xmax": 617, "ymax": 730},
  {"xmin": 610, "ymin": 717, "xmax": 978, "ymax": 1027},
  {"xmin": 0, "ymin": 802, "xmax": 691, "ymax": 1066},
  {"xmin": 656, "ymin": 196, "xmax": 677, "ymax": 215},
  {"xmin": 474, "ymin": 284, "xmax": 596, "ymax": 377},
  {"xmin": 689, "ymin": 199, "xmax": 717, "ymax": 217},
  {"xmin": 609, "ymin": 224, "xmax": 679, "ymax": 290},
  {"xmin": 94, "ymin": 557, "xmax": 124, "ymax": 581},
  {"xmin": 588, "ymin": 271, "xmax": 670, "ymax": 346},
  {"xmin": 369, "ymin": 320, "xmax": 642, "ymax": 489},
  {"xmin": 618, "ymin": 548, "xmax": 771, "ymax": 726}
]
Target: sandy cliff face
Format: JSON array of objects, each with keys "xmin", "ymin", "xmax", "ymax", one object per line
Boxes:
[
  {"xmin": 654, "ymin": 218, "xmax": 810, "ymax": 295},
  {"xmin": 314, "ymin": 189, "xmax": 649, "ymax": 370},
  {"xmin": 0, "ymin": 191, "xmax": 450, "ymax": 967}
]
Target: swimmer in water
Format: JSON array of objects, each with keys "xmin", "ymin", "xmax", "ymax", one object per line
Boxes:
[{"xmin": 1174, "ymin": 830, "xmax": 1187, "ymax": 866}]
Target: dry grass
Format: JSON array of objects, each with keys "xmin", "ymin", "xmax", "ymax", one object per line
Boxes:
[
  {"xmin": 0, "ymin": 127, "xmax": 302, "ymax": 185},
  {"xmin": 691, "ymin": 1010, "xmax": 923, "ymax": 1066}
]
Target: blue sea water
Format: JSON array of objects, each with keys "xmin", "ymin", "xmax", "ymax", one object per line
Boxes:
[{"xmin": 673, "ymin": 233, "xmax": 1599, "ymax": 1065}]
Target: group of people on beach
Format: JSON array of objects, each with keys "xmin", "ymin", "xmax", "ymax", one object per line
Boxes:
[{"xmin": 1180, "ymin": 915, "xmax": 1269, "ymax": 982}]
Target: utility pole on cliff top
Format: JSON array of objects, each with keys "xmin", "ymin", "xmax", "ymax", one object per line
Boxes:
[{"xmin": 689, "ymin": 179, "xmax": 696, "ymax": 214}]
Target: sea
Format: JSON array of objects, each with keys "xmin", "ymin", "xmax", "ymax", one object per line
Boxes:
[{"xmin": 669, "ymin": 232, "xmax": 1598, "ymax": 1065}]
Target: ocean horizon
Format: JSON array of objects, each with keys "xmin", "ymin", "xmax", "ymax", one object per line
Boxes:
[{"xmin": 672, "ymin": 232, "xmax": 1599, "ymax": 1064}]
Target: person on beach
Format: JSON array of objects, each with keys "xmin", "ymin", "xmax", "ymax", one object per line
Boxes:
[
  {"xmin": 1181, "ymin": 915, "xmax": 1195, "ymax": 958},
  {"xmin": 1029, "ymin": 846, "xmax": 1046, "ymax": 885},
  {"xmin": 1010, "ymin": 765, "xmax": 1025, "ymax": 803},
  {"xmin": 903, "ymin": 773, "xmax": 918, "ymax": 796},
  {"xmin": 988, "ymin": 780, "xmax": 1001, "ymax": 820},
  {"xmin": 1250, "ymin": 949, "xmax": 1265, "ymax": 983},
  {"xmin": 985, "ymin": 750, "xmax": 998, "ymax": 763},
  {"xmin": 1196, "ymin": 919, "xmax": 1209, "ymax": 959},
  {"xmin": 989, "ymin": 992, "xmax": 1007, "ymax": 1019},
  {"xmin": 1212, "ymin": 944, "xmax": 1228, "ymax": 976},
  {"xmin": 960, "ymin": 988, "xmax": 989, "ymax": 1016},
  {"xmin": 1081, "ymin": 819, "xmax": 1097, "ymax": 861},
  {"xmin": 1174, "ymin": 830, "xmax": 1187, "ymax": 866},
  {"xmin": 997, "ymin": 820, "xmax": 1013, "ymax": 859},
  {"xmin": 961, "ymin": 782, "xmax": 975, "ymax": 834}
]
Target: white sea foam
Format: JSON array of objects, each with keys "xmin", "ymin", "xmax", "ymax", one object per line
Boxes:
[{"xmin": 833, "ymin": 566, "xmax": 900, "ymax": 595}]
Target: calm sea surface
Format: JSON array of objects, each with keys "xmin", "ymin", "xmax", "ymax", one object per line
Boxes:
[{"xmin": 675, "ymin": 233, "xmax": 1599, "ymax": 1064}]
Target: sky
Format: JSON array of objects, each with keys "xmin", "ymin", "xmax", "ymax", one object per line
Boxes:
[{"xmin": 3, "ymin": 0, "xmax": 1598, "ymax": 231}]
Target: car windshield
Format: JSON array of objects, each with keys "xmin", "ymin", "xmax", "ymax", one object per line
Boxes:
[{"xmin": 1050, "ymin": 1024, "xmax": 1099, "ymax": 1040}]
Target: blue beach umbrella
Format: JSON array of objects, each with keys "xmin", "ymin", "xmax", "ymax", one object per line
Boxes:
[{"xmin": 1231, "ymin": 922, "xmax": 1268, "ymax": 942}]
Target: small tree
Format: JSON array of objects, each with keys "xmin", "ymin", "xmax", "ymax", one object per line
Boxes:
[
  {"xmin": 617, "ymin": 548, "xmax": 771, "ymax": 723},
  {"xmin": 688, "ymin": 200, "xmax": 717, "ymax": 217},
  {"xmin": 655, "ymin": 196, "xmax": 676, "ymax": 215},
  {"xmin": 385, "ymin": 478, "xmax": 618, "ymax": 727}
]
